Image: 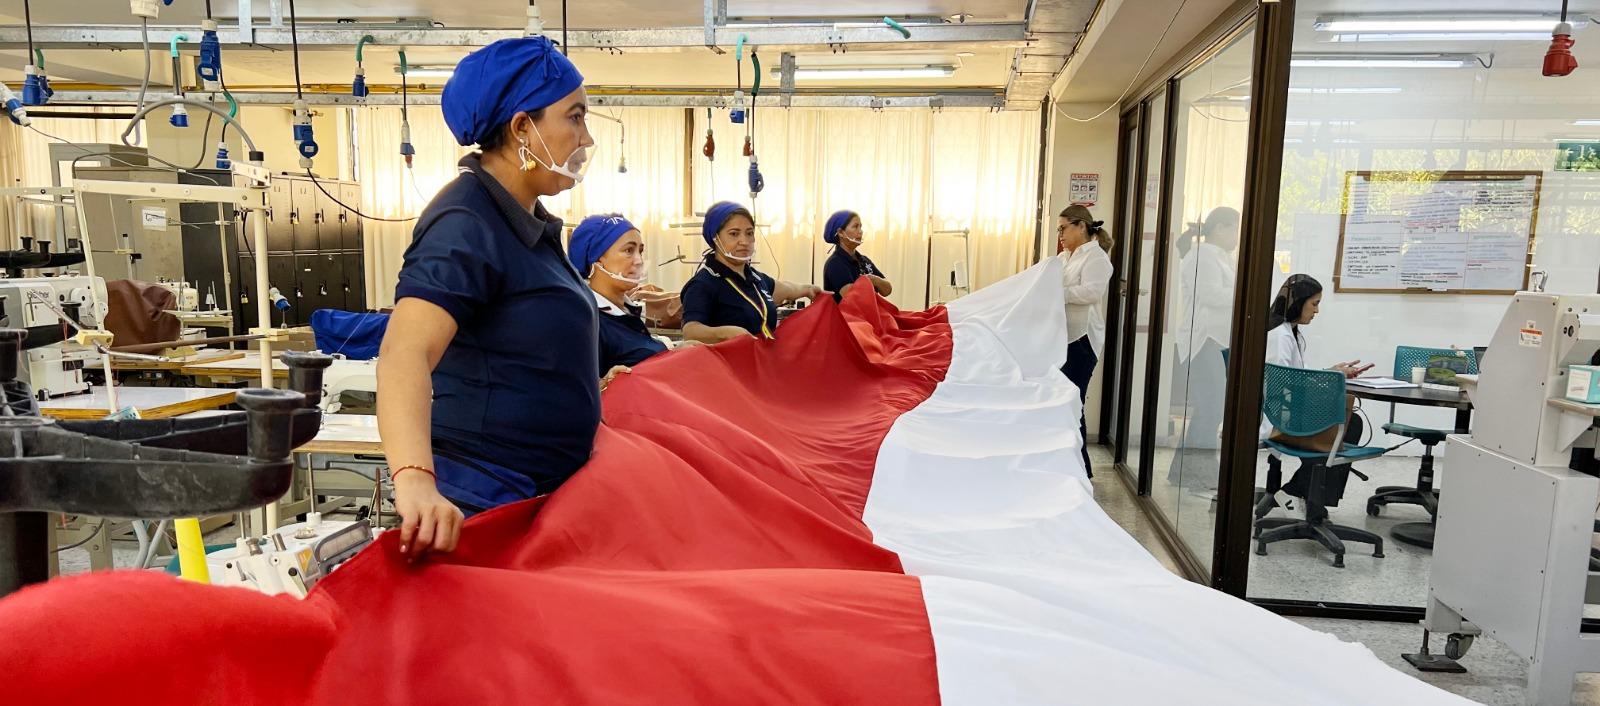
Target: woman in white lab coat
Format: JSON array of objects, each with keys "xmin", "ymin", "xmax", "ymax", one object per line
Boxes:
[{"xmin": 1058, "ymin": 204, "xmax": 1115, "ymax": 477}]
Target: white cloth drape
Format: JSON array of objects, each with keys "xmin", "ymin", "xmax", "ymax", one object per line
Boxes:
[{"xmin": 355, "ymin": 105, "xmax": 1041, "ymax": 311}]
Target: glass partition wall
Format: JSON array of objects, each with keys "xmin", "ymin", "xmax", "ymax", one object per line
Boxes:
[{"xmin": 1107, "ymin": 0, "xmax": 1600, "ymax": 620}]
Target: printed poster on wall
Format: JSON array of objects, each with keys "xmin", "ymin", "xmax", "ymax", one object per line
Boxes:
[
  {"xmin": 1070, "ymin": 173, "xmax": 1099, "ymax": 206},
  {"xmin": 1334, "ymin": 171, "xmax": 1539, "ymax": 294}
]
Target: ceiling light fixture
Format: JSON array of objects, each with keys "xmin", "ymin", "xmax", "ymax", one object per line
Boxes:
[
  {"xmin": 776, "ymin": 66, "xmax": 956, "ymax": 80},
  {"xmin": 1288, "ymin": 86, "xmax": 1404, "ymax": 94},
  {"xmin": 1571, "ymin": 119, "xmax": 1600, "ymax": 125},
  {"xmin": 396, "ymin": 65, "xmax": 455, "ymax": 78},
  {"xmin": 1315, "ymin": 14, "xmax": 1588, "ymax": 42},
  {"xmin": 1290, "ymin": 53, "xmax": 1478, "ymax": 68}
]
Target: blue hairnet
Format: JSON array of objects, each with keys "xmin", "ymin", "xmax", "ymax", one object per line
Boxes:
[
  {"xmin": 441, "ymin": 37, "xmax": 585, "ymax": 147},
  {"xmin": 823, "ymin": 210, "xmax": 856, "ymax": 245},
  {"xmin": 702, "ymin": 201, "xmax": 749, "ymax": 246},
  {"xmin": 568, "ymin": 214, "xmax": 638, "ymax": 275}
]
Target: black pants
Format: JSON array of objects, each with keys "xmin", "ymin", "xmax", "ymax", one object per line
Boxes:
[{"xmin": 1061, "ymin": 335, "xmax": 1099, "ymax": 477}]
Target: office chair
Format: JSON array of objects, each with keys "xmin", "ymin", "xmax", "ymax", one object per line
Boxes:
[
  {"xmin": 1366, "ymin": 346, "xmax": 1478, "ymax": 519},
  {"xmin": 1255, "ymin": 363, "xmax": 1386, "ymax": 568}
]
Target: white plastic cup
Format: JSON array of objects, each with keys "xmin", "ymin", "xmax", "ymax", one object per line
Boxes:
[{"xmin": 1411, "ymin": 367, "xmax": 1426, "ymax": 384}]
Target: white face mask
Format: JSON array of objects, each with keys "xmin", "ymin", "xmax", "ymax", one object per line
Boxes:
[
  {"xmin": 592, "ymin": 257, "xmax": 647, "ymax": 286},
  {"xmin": 520, "ymin": 121, "xmax": 593, "ymax": 184},
  {"xmin": 839, "ymin": 231, "xmax": 863, "ymax": 245}
]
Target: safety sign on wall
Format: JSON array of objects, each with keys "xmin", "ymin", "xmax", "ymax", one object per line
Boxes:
[{"xmin": 1070, "ymin": 173, "xmax": 1099, "ymax": 206}]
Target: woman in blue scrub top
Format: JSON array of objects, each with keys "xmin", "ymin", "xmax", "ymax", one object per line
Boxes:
[
  {"xmin": 568, "ymin": 214, "xmax": 696, "ymax": 375},
  {"xmin": 377, "ymin": 37, "xmax": 599, "ymax": 558},
  {"xmin": 820, "ymin": 210, "xmax": 892, "ymax": 300},
  {"xmin": 680, "ymin": 201, "xmax": 824, "ymax": 343}
]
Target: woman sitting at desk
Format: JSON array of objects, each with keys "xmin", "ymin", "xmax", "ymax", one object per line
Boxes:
[
  {"xmin": 1262, "ymin": 274, "xmax": 1375, "ymax": 507},
  {"xmin": 1265, "ymin": 274, "xmax": 1372, "ymax": 378}
]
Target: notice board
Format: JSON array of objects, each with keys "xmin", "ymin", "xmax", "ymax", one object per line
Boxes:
[{"xmin": 1333, "ymin": 170, "xmax": 1540, "ymax": 294}]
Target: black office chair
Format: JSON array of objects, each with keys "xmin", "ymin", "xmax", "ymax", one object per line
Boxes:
[
  {"xmin": 1255, "ymin": 364, "xmax": 1386, "ymax": 568},
  {"xmin": 1366, "ymin": 346, "xmax": 1478, "ymax": 519}
]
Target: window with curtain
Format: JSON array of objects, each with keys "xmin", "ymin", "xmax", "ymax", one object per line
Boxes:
[
  {"xmin": 356, "ymin": 104, "xmax": 1041, "ymax": 311},
  {"xmin": 0, "ymin": 111, "xmax": 145, "ymax": 248}
]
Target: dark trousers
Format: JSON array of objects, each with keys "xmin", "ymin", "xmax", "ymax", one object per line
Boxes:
[{"xmin": 1062, "ymin": 335, "xmax": 1099, "ymax": 477}]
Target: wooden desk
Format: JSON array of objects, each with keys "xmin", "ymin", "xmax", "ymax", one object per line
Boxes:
[
  {"xmin": 39, "ymin": 386, "xmax": 237, "ymax": 420},
  {"xmin": 110, "ymin": 349, "xmax": 243, "ymax": 373},
  {"xmin": 181, "ymin": 352, "xmax": 290, "ymax": 381},
  {"xmin": 297, "ymin": 414, "xmax": 383, "ymax": 455}
]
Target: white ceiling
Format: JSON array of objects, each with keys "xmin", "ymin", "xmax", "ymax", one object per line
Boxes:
[
  {"xmin": 1052, "ymin": 0, "xmax": 1240, "ymax": 104},
  {"xmin": 0, "ymin": 0, "xmax": 1035, "ymax": 92}
]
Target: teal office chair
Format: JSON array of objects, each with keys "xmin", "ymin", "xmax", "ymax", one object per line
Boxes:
[
  {"xmin": 1256, "ymin": 363, "xmax": 1387, "ymax": 568},
  {"xmin": 1365, "ymin": 346, "xmax": 1478, "ymax": 519}
]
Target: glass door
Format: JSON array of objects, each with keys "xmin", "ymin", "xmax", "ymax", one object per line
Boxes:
[
  {"xmin": 1122, "ymin": 91, "xmax": 1166, "ymax": 489},
  {"xmin": 1101, "ymin": 115, "xmax": 1142, "ymax": 455}
]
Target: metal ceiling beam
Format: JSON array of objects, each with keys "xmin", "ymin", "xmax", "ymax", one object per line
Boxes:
[
  {"xmin": 0, "ymin": 25, "xmax": 521, "ymax": 50},
  {"xmin": 0, "ymin": 21, "xmax": 1029, "ymax": 52},
  {"xmin": 46, "ymin": 89, "xmax": 1005, "ymax": 110}
]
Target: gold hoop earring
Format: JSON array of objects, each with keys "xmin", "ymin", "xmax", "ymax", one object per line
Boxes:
[{"xmin": 517, "ymin": 138, "xmax": 537, "ymax": 172}]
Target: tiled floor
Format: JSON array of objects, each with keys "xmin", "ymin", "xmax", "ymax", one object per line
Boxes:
[{"xmin": 1087, "ymin": 443, "xmax": 1598, "ymax": 705}]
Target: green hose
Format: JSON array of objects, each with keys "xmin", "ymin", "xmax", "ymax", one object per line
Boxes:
[
  {"xmin": 356, "ymin": 34, "xmax": 375, "ymax": 64},
  {"xmin": 169, "ymin": 33, "xmax": 189, "ymax": 58},
  {"xmin": 883, "ymin": 17, "xmax": 911, "ymax": 39},
  {"xmin": 399, "ymin": 49, "xmax": 408, "ymax": 76},
  {"xmin": 735, "ymin": 34, "xmax": 746, "ymax": 62},
  {"xmin": 223, "ymin": 88, "xmax": 237, "ymax": 118},
  {"xmin": 32, "ymin": 48, "xmax": 44, "ymax": 70},
  {"xmin": 750, "ymin": 51, "xmax": 760, "ymax": 96}
]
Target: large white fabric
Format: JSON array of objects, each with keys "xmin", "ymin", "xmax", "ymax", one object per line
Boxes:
[{"xmin": 863, "ymin": 259, "xmax": 1472, "ymax": 705}]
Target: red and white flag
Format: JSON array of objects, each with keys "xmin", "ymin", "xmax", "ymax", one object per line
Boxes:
[{"xmin": 0, "ymin": 260, "xmax": 1471, "ymax": 705}]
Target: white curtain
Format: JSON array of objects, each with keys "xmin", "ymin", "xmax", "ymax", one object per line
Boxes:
[
  {"xmin": 0, "ymin": 111, "xmax": 143, "ymax": 248},
  {"xmin": 355, "ymin": 105, "xmax": 1041, "ymax": 311},
  {"xmin": 691, "ymin": 108, "xmax": 1042, "ymax": 309}
]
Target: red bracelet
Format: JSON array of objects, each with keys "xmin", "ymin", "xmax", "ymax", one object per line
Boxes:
[{"xmin": 390, "ymin": 465, "xmax": 436, "ymax": 482}]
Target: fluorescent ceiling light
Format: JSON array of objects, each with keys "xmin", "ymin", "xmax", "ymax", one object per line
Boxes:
[
  {"xmin": 1289, "ymin": 86, "xmax": 1403, "ymax": 94},
  {"xmin": 1290, "ymin": 54, "xmax": 1475, "ymax": 68},
  {"xmin": 777, "ymin": 66, "xmax": 955, "ymax": 80},
  {"xmin": 1327, "ymin": 31, "xmax": 1553, "ymax": 42},
  {"xmin": 1314, "ymin": 16, "xmax": 1579, "ymax": 33},
  {"xmin": 1572, "ymin": 119, "xmax": 1600, "ymax": 126},
  {"xmin": 397, "ymin": 66, "xmax": 455, "ymax": 78}
]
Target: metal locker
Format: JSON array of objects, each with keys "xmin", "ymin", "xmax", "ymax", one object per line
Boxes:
[
  {"xmin": 267, "ymin": 255, "xmax": 298, "ymax": 327},
  {"xmin": 291, "ymin": 179, "xmax": 320, "ymax": 252},
  {"xmin": 235, "ymin": 255, "xmax": 257, "ymax": 335},
  {"xmin": 319, "ymin": 182, "xmax": 345, "ymax": 251},
  {"xmin": 340, "ymin": 252, "xmax": 367, "ymax": 312},
  {"xmin": 340, "ymin": 182, "xmax": 364, "ymax": 251},
  {"xmin": 312, "ymin": 252, "xmax": 342, "ymax": 314},
  {"xmin": 266, "ymin": 179, "xmax": 295, "ymax": 253}
]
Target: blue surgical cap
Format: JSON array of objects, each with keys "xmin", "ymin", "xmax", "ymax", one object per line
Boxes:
[
  {"xmin": 568, "ymin": 214, "xmax": 638, "ymax": 275},
  {"xmin": 823, "ymin": 210, "xmax": 856, "ymax": 245},
  {"xmin": 702, "ymin": 201, "xmax": 749, "ymax": 246},
  {"xmin": 441, "ymin": 37, "xmax": 585, "ymax": 147}
]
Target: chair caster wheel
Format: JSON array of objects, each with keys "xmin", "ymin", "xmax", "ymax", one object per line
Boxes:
[
  {"xmin": 1445, "ymin": 634, "xmax": 1474, "ymax": 660},
  {"xmin": 1332, "ymin": 554, "xmax": 1345, "ymax": 568},
  {"xmin": 1373, "ymin": 550, "xmax": 1385, "ymax": 559},
  {"xmin": 1256, "ymin": 543, "xmax": 1267, "ymax": 556},
  {"xmin": 1367, "ymin": 503, "xmax": 1380, "ymax": 517}
]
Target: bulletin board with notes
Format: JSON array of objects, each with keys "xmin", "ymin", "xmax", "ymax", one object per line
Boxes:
[{"xmin": 1333, "ymin": 170, "xmax": 1540, "ymax": 294}]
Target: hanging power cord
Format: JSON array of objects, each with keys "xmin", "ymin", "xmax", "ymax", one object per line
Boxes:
[
  {"xmin": 51, "ymin": 520, "xmax": 108, "ymax": 553},
  {"xmin": 1056, "ymin": 0, "xmax": 1190, "ymax": 123},
  {"xmin": 133, "ymin": 17, "xmax": 152, "ymax": 144},
  {"xmin": 21, "ymin": 0, "xmax": 52, "ymax": 107},
  {"xmin": 287, "ymin": 0, "xmax": 318, "ymax": 168},
  {"xmin": 399, "ymin": 49, "xmax": 415, "ymax": 165}
]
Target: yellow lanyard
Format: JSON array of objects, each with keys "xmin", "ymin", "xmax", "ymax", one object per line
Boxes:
[{"xmin": 723, "ymin": 277, "xmax": 774, "ymax": 339}]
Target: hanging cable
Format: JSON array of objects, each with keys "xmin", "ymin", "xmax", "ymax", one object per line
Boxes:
[
  {"xmin": 1055, "ymin": 0, "xmax": 1189, "ymax": 123},
  {"xmin": 287, "ymin": 0, "xmax": 317, "ymax": 168},
  {"xmin": 561, "ymin": 0, "xmax": 569, "ymax": 55},
  {"xmin": 399, "ymin": 50, "xmax": 415, "ymax": 166},
  {"xmin": 305, "ymin": 171, "xmax": 418, "ymax": 223},
  {"xmin": 21, "ymin": 0, "xmax": 50, "ymax": 106}
]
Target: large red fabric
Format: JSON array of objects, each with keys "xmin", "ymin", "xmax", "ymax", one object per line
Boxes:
[
  {"xmin": 0, "ymin": 570, "xmax": 339, "ymax": 706},
  {"xmin": 0, "ymin": 281, "xmax": 955, "ymax": 706}
]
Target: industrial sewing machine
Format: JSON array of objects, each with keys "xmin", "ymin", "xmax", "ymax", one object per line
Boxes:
[
  {"xmin": 1406, "ymin": 292, "xmax": 1600, "ymax": 705},
  {"xmin": 0, "ymin": 275, "xmax": 108, "ymax": 399}
]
